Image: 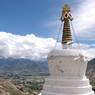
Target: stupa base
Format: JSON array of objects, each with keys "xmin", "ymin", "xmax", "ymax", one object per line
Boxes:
[
  {"xmin": 42, "ymin": 76, "xmax": 94, "ymax": 95},
  {"xmin": 42, "ymin": 92, "xmax": 94, "ymax": 95}
]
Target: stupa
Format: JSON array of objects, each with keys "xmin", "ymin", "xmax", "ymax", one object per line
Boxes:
[{"xmin": 41, "ymin": 4, "xmax": 95, "ymax": 95}]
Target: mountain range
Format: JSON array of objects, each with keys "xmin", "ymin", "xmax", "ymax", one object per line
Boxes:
[
  {"xmin": 0, "ymin": 58, "xmax": 94, "ymax": 79},
  {"xmin": 0, "ymin": 58, "xmax": 49, "ymax": 76},
  {"xmin": 87, "ymin": 58, "xmax": 95, "ymax": 80}
]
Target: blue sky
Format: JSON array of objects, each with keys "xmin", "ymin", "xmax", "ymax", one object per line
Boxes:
[
  {"xmin": 0, "ymin": 0, "xmax": 80, "ymax": 37},
  {"xmin": 0, "ymin": 0, "xmax": 56, "ymax": 37}
]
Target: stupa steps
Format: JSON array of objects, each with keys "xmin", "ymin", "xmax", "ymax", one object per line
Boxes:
[
  {"xmin": 45, "ymin": 78, "xmax": 90, "ymax": 87},
  {"xmin": 42, "ymin": 91, "xmax": 94, "ymax": 95},
  {"xmin": 43, "ymin": 85, "xmax": 92, "ymax": 94}
]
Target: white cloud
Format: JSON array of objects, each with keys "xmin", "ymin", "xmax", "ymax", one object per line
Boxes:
[
  {"xmin": 74, "ymin": 0, "xmax": 95, "ymax": 30},
  {"xmin": 0, "ymin": 32, "xmax": 56, "ymax": 60},
  {"xmin": 0, "ymin": 32, "xmax": 95, "ymax": 60},
  {"xmin": 71, "ymin": 0, "xmax": 95, "ymax": 39}
]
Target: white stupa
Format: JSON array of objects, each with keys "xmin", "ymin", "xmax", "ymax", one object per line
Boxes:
[{"xmin": 41, "ymin": 4, "xmax": 94, "ymax": 95}]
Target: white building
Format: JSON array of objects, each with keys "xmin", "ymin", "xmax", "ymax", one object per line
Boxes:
[{"xmin": 41, "ymin": 4, "xmax": 94, "ymax": 95}]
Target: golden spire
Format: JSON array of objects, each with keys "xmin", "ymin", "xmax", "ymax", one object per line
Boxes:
[{"xmin": 61, "ymin": 4, "xmax": 73, "ymax": 46}]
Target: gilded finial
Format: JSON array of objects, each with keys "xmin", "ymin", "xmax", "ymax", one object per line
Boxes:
[{"xmin": 61, "ymin": 4, "xmax": 73, "ymax": 47}]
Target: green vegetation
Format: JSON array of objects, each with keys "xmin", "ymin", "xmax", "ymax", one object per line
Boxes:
[
  {"xmin": 10, "ymin": 76, "xmax": 45, "ymax": 95},
  {"xmin": 90, "ymin": 80, "xmax": 95, "ymax": 86},
  {"xmin": 22, "ymin": 76, "xmax": 44, "ymax": 94}
]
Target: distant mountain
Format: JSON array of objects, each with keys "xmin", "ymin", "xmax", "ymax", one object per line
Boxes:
[
  {"xmin": 0, "ymin": 58, "xmax": 95, "ymax": 79},
  {"xmin": 0, "ymin": 58, "xmax": 49, "ymax": 75},
  {"xmin": 87, "ymin": 58, "xmax": 95, "ymax": 80}
]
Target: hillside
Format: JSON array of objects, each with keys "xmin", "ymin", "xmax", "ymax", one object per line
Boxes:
[
  {"xmin": 0, "ymin": 79, "xmax": 25, "ymax": 95},
  {"xmin": 87, "ymin": 58, "xmax": 95, "ymax": 81},
  {"xmin": 0, "ymin": 58, "xmax": 94, "ymax": 94}
]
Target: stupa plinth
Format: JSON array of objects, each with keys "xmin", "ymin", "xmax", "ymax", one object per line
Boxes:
[{"xmin": 42, "ymin": 4, "xmax": 94, "ymax": 95}]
